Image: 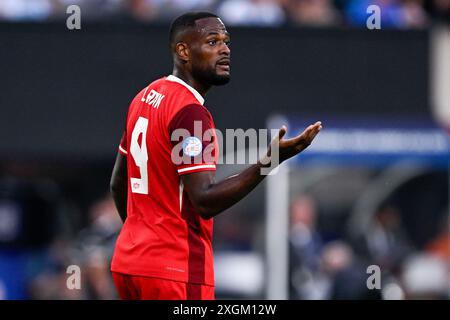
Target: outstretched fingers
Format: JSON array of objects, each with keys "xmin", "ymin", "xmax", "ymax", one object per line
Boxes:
[
  {"xmin": 290, "ymin": 121, "xmax": 322, "ymax": 145},
  {"xmin": 306, "ymin": 121, "xmax": 322, "ymax": 141}
]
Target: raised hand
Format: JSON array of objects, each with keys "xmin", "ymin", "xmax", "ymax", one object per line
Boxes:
[{"xmin": 267, "ymin": 121, "xmax": 322, "ymax": 165}]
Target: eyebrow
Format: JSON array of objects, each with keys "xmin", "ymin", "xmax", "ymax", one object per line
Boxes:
[{"xmin": 205, "ymin": 31, "xmax": 230, "ymax": 37}]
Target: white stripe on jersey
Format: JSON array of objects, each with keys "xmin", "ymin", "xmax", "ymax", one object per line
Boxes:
[
  {"xmin": 177, "ymin": 164, "xmax": 216, "ymax": 174},
  {"xmin": 166, "ymin": 75, "xmax": 205, "ymax": 105},
  {"xmin": 119, "ymin": 145, "xmax": 128, "ymax": 155}
]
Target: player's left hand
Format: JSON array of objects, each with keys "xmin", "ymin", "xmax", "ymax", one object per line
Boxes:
[{"xmin": 265, "ymin": 121, "xmax": 322, "ymax": 165}]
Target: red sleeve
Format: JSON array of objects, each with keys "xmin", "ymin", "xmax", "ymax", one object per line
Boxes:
[
  {"xmin": 169, "ymin": 104, "xmax": 217, "ymax": 175},
  {"xmin": 118, "ymin": 106, "xmax": 131, "ymax": 156},
  {"xmin": 118, "ymin": 131, "xmax": 127, "ymax": 156}
]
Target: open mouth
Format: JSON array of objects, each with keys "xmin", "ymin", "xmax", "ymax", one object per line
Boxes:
[{"xmin": 217, "ymin": 59, "xmax": 230, "ymax": 71}]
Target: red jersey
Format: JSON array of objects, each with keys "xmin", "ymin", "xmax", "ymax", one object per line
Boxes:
[{"xmin": 111, "ymin": 75, "xmax": 218, "ymax": 286}]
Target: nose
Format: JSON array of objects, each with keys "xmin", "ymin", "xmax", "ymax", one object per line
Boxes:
[{"xmin": 220, "ymin": 42, "xmax": 230, "ymax": 56}]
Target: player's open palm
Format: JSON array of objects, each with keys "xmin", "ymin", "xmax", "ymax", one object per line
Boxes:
[{"xmin": 269, "ymin": 121, "xmax": 322, "ymax": 164}]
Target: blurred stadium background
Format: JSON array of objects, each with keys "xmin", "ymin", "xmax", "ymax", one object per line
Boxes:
[{"xmin": 1, "ymin": 0, "xmax": 450, "ymax": 300}]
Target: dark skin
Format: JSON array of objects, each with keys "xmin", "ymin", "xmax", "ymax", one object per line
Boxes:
[
  {"xmin": 110, "ymin": 151, "xmax": 127, "ymax": 222},
  {"xmin": 110, "ymin": 17, "xmax": 322, "ymax": 222}
]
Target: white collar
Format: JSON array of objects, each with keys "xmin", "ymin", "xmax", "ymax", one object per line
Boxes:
[{"xmin": 166, "ymin": 75, "xmax": 205, "ymax": 105}]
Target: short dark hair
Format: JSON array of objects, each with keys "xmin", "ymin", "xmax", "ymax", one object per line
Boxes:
[{"xmin": 169, "ymin": 12, "xmax": 218, "ymax": 48}]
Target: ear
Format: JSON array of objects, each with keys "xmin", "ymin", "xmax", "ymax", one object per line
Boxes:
[{"xmin": 175, "ymin": 42, "xmax": 189, "ymax": 63}]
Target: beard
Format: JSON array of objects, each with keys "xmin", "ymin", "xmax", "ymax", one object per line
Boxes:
[{"xmin": 192, "ymin": 64, "xmax": 230, "ymax": 86}]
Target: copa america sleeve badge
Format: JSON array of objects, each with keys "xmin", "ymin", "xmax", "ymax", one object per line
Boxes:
[{"xmin": 182, "ymin": 136, "xmax": 203, "ymax": 157}]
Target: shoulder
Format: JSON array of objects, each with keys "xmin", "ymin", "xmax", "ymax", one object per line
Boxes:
[
  {"xmin": 169, "ymin": 104, "xmax": 212, "ymax": 131},
  {"xmin": 164, "ymin": 75, "xmax": 205, "ymax": 106},
  {"xmin": 127, "ymin": 77, "xmax": 166, "ymax": 107}
]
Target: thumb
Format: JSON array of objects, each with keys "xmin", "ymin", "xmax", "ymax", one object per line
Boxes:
[{"xmin": 277, "ymin": 125, "xmax": 287, "ymax": 140}]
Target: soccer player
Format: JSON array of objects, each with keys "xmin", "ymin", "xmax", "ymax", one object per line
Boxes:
[{"xmin": 110, "ymin": 11, "xmax": 322, "ymax": 300}]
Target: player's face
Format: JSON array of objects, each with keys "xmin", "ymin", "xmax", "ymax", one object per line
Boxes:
[{"xmin": 190, "ymin": 18, "xmax": 231, "ymax": 86}]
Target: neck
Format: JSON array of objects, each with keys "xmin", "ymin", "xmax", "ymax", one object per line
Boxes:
[{"xmin": 172, "ymin": 67, "xmax": 211, "ymax": 97}]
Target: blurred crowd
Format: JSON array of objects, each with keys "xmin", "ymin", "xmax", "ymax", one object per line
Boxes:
[
  {"xmin": 288, "ymin": 194, "xmax": 450, "ymax": 300},
  {"xmin": 0, "ymin": 0, "xmax": 449, "ymax": 28},
  {"xmin": 0, "ymin": 172, "xmax": 449, "ymax": 300},
  {"xmin": 0, "ymin": 176, "xmax": 122, "ymax": 299},
  {"xmin": 0, "ymin": 174, "xmax": 262, "ymax": 300}
]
